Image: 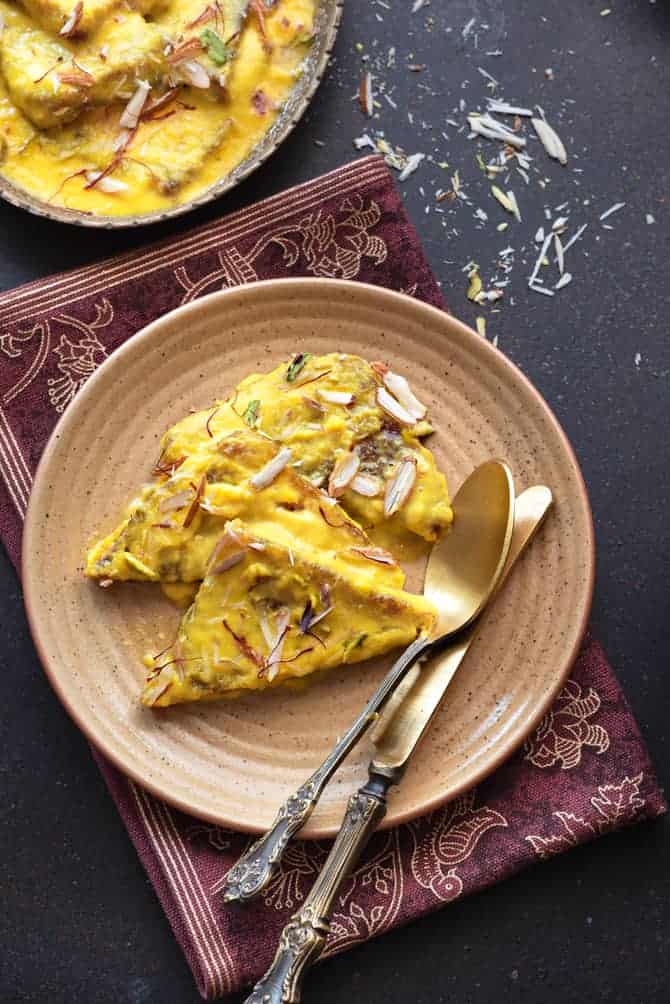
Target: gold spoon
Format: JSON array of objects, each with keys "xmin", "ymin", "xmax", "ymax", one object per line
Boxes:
[{"xmin": 221, "ymin": 460, "xmax": 515, "ymax": 904}]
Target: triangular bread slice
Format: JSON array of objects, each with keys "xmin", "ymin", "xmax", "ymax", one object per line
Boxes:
[
  {"xmin": 157, "ymin": 352, "xmax": 453, "ymax": 543},
  {"xmin": 86, "ymin": 428, "xmax": 405, "ymax": 590},
  {"xmin": 141, "ymin": 520, "xmax": 436, "ymax": 707}
]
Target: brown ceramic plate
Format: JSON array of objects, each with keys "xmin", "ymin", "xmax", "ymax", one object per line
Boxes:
[
  {"xmin": 0, "ymin": 1, "xmax": 342, "ymax": 229},
  {"xmin": 22, "ymin": 279, "xmax": 594, "ymax": 837}
]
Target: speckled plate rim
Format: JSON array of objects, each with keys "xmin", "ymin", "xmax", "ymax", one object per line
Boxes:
[
  {"xmin": 22, "ymin": 278, "xmax": 595, "ymax": 836},
  {"xmin": 0, "ymin": 0, "xmax": 343, "ymax": 229}
]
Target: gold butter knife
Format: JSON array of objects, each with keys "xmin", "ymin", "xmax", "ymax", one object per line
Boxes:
[{"xmin": 243, "ymin": 485, "xmax": 552, "ymax": 1004}]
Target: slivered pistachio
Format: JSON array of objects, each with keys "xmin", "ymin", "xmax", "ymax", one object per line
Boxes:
[
  {"xmin": 286, "ymin": 353, "xmax": 311, "ymax": 382},
  {"xmin": 200, "ymin": 28, "xmax": 230, "ymax": 66},
  {"xmin": 243, "ymin": 399, "xmax": 261, "ymax": 427}
]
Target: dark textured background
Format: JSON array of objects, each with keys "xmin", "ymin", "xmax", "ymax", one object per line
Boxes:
[{"xmin": 1, "ymin": 1, "xmax": 668, "ymax": 1001}]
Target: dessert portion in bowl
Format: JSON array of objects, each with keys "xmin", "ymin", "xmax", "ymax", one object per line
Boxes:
[
  {"xmin": 0, "ymin": 0, "xmax": 317, "ymax": 217},
  {"xmin": 85, "ymin": 353, "xmax": 453, "ymax": 706}
]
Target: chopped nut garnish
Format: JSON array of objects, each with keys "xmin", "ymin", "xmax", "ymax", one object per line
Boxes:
[
  {"xmin": 58, "ymin": 67, "xmax": 95, "ymax": 88},
  {"xmin": 183, "ymin": 475, "xmax": 207, "ymax": 527},
  {"xmin": 359, "ymin": 72, "xmax": 373, "ymax": 117},
  {"xmin": 119, "ymin": 80, "xmax": 151, "ymax": 129},
  {"xmin": 382, "ymin": 371, "xmax": 427, "ymax": 421},
  {"xmin": 167, "ymin": 38, "xmax": 205, "ymax": 64},
  {"xmin": 328, "ymin": 451, "xmax": 360, "ymax": 497},
  {"xmin": 318, "ymin": 389, "xmax": 354, "ymax": 406},
  {"xmin": 350, "ymin": 473, "xmax": 381, "ymax": 497},
  {"xmin": 350, "ymin": 546, "xmax": 396, "ymax": 566},
  {"xmin": 159, "ymin": 488, "xmax": 192, "ymax": 512},
  {"xmin": 178, "ymin": 59, "xmax": 211, "ymax": 88},
  {"xmin": 59, "ymin": 2, "xmax": 84, "ymax": 39},
  {"xmin": 384, "ymin": 457, "xmax": 418, "ymax": 516},
  {"xmin": 250, "ymin": 447, "xmax": 292, "ymax": 489},
  {"xmin": 376, "ymin": 386, "xmax": 416, "ymax": 426}
]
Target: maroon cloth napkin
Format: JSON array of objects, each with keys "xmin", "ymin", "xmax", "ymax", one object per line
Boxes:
[{"xmin": 0, "ymin": 156, "xmax": 665, "ymax": 999}]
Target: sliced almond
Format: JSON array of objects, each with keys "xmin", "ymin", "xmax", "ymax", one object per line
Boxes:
[
  {"xmin": 531, "ymin": 117, "xmax": 567, "ymax": 165},
  {"xmin": 468, "ymin": 113, "xmax": 526, "ymax": 149},
  {"xmin": 302, "ymin": 395, "xmax": 324, "ymax": 415},
  {"xmin": 210, "ymin": 552, "xmax": 245, "ymax": 574},
  {"xmin": 328, "ymin": 452, "xmax": 360, "ymax": 497},
  {"xmin": 59, "ymin": 1, "xmax": 83, "ymax": 38},
  {"xmin": 318, "ymin": 389, "xmax": 354, "ymax": 405},
  {"xmin": 112, "ymin": 128, "xmax": 134, "ymax": 154},
  {"xmin": 166, "ymin": 38, "xmax": 204, "ymax": 64},
  {"xmin": 265, "ymin": 608, "xmax": 291, "ymax": 681},
  {"xmin": 350, "ymin": 473, "xmax": 381, "ymax": 497},
  {"xmin": 310, "ymin": 604, "xmax": 334, "ymax": 627},
  {"xmin": 58, "ymin": 67, "xmax": 94, "ymax": 88},
  {"xmin": 85, "ymin": 171, "xmax": 128, "ymax": 193},
  {"xmin": 198, "ymin": 498, "xmax": 227, "ymax": 515},
  {"xmin": 382, "ymin": 371, "xmax": 427, "ymax": 420},
  {"xmin": 360, "ymin": 71, "xmax": 373, "ymax": 117},
  {"xmin": 554, "ymin": 233, "xmax": 565, "ymax": 275},
  {"xmin": 222, "ymin": 521, "xmax": 244, "ymax": 545},
  {"xmin": 119, "ymin": 80, "xmax": 151, "ymax": 129},
  {"xmin": 250, "ymin": 447, "xmax": 292, "ymax": 489},
  {"xmin": 384, "ymin": 457, "xmax": 418, "ymax": 516},
  {"xmin": 376, "ymin": 386, "xmax": 416, "ymax": 426},
  {"xmin": 159, "ymin": 489, "xmax": 192, "ymax": 512},
  {"xmin": 370, "ymin": 360, "xmax": 389, "ymax": 380},
  {"xmin": 266, "ymin": 661, "xmax": 281, "ymax": 682},
  {"xmin": 259, "ymin": 610, "xmax": 274, "ymax": 649},
  {"xmin": 207, "ymin": 527, "xmax": 247, "ymax": 573},
  {"xmin": 183, "ymin": 475, "xmax": 206, "ymax": 527},
  {"xmin": 350, "ymin": 546, "xmax": 396, "ymax": 566},
  {"xmin": 178, "ymin": 59, "xmax": 211, "ymax": 89}
]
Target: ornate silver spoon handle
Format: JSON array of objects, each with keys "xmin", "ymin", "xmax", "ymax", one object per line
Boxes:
[
  {"xmin": 221, "ymin": 634, "xmax": 430, "ymax": 903},
  {"xmin": 244, "ymin": 772, "xmax": 390, "ymax": 1004}
]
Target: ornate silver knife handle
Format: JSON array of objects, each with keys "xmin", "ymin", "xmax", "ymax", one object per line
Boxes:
[
  {"xmin": 244, "ymin": 777, "xmax": 389, "ymax": 1004},
  {"xmin": 222, "ymin": 634, "xmax": 430, "ymax": 904}
]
